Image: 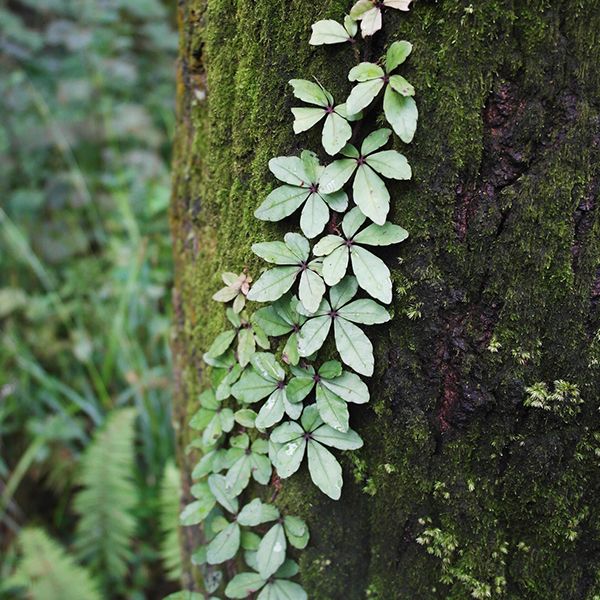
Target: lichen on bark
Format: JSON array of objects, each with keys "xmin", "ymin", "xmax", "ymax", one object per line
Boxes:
[{"xmin": 171, "ymin": 1, "xmax": 600, "ymax": 598}]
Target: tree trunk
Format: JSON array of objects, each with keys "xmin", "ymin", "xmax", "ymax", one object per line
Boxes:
[{"xmin": 170, "ymin": 1, "xmax": 600, "ymax": 598}]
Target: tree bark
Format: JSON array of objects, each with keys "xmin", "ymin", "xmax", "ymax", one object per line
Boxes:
[{"xmin": 170, "ymin": 1, "xmax": 600, "ymax": 598}]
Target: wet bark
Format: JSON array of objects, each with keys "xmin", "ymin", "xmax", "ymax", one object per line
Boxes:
[{"xmin": 170, "ymin": 1, "xmax": 600, "ymax": 598}]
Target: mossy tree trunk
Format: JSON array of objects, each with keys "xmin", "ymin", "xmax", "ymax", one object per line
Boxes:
[{"xmin": 170, "ymin": 1, "xmax": 600, "ymax": 598}]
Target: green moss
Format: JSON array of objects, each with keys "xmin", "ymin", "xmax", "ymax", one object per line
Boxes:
[{"xmin": 172, "ymin": 0, "xmax": 600, "ymax": 596}]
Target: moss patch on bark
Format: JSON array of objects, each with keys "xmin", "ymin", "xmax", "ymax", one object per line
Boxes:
[{"xmin": 171, "ymin": 1, "xmax": 600, "ymax": 597}]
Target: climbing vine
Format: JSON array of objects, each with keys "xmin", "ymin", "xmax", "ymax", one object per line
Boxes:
[{"xmin": 181, "ymin": 1, "xmax": 418, "ymax": 597}]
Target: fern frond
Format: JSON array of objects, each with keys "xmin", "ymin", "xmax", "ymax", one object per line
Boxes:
[
  {"xmin": 159, "ymin": 461, "xmax": 182, "ymax": 581},
  {"xmin": 73, "ymin": 408, "xmax": 137, "ymax": 583},
  {"xmin": 8, "ymin": 528, "xmax": 101, "ymax": 600}
]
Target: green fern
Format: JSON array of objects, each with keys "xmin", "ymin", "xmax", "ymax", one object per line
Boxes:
[
  {"xmin": 160, "ymin": 461, "xmax": 182, "ymax": 581},
  {"xmin": 73, "ymin": 408, "xmax": 137, "ymax": 583},
  {"xmin": 8, "ymin": 528, "xmax": 101, "ymax": 600}
]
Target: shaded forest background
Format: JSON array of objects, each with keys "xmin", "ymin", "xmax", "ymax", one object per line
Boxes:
[{"xmin": 0, "ymin": 1, "xmax": 179, "ymax": 598}]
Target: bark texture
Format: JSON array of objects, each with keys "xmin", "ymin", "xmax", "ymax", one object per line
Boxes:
[{"xmin": 170, "ymin": 1, "xmax": 600, "ymax": 598}]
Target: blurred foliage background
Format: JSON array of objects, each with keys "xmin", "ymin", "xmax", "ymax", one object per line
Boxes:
[{"xmin": 0, "ymin": 0, "xmax": 180, "ymax": 597}]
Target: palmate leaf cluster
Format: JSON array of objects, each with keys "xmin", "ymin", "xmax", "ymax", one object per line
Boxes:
[{"xmin": 183, "ymin": 1, "xmax": 419, "ymax": 597}]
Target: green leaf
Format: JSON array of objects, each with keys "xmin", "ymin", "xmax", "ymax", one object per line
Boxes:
[
  {"xmin": 225, "ymin": 572, "xmax": 265, "ymax": 599},
  {"xmin": 255, "ymin": 389, "xmax": 286, "ymax": 429},
  {"xmin": 255, "ymin": 185, "xmax": 308, "ymax": 222},
  {"xmin": 237, "ymin": 328, "xmax": 256, "ymax": 368},
  {"xmin": 353, "ymin": 221, "xmax": 409, "ymax": 246},
  {"xmin": 322, "ymin": 111, "xmax": 352, "ymax": 156},
  {"xmin": 338, "ymin": 298, "xmax": 391, "ymax": 324},
  {"xmin": 359, "ymin": 5, "xmax": 382, "ymax": 36},
  {"xmin": 342, "ymin": 206, "xmax": 367, "ymax": 239},
  {"xmin": 262, "ymin": 580, "xmax": 307, "ymax": 600},
  {"xmin": 301, "ymin": 150, "xmax": 320, "ymax": 182},
  {"xmin": 165, "ymin": 592, "xmax": 206, "ymax": 600},
  {"xmin": 309, "ymin": 19, "xmax": 352, "ymax": 45},
  {"xmin": 284, "ymin": 232, "xmax": 310, "ymax": 260},
  {"xmin": 353, "ymin": 165, "xmax": 390, "ymax": 225},
  {"xmin": 313, "ymin": 235, "xmax": 344, "ymax": 256},
  {"xmin": 274, "ymin": 436, "xmax": 306, "ymax": 478},
  {"xmin": 340, "ymin": 143, "xmax": 360, "ymax": 159},
  {"xmin": 252, "ymin": 241, "xmax": 300, "ymax": 265},
  {"xmin": 213, "ymin": 285, "xmax": 238, "ymax": 303},
  {"xmin": 283, "ymin": 332, "xmax": 300, "ymax": 366},
  {"xmin": 316, "ymin": 384, "xmax": 350, "ymax": 432},
  {"xmin": 389, "ymin": 74, "xmax": 415, "ymax": 97},
  {"xmin": 348, "ymin": 62, "xmax": 384, "ymax": 82},
  {"xmin": 232, "ymin": 369, "xmax": 275, "ymax": 403},
  {"xmin": 257, "ymin": 523, "xmax": 287, "ymax": 579},
  {"xmin": 321, "ymin": 189, "xmax": 349, "ymax": 212},
  {"xmin": 298, "ymin": 315, "xmax": 331, "ymax": 357},
  {"xmin": 271, "ymin": 420, "xmax": 304, "ymax": 443},
  {"xmin": 322, "ymin": 245, "xmax": 349, "ymax": 287},
  {"xmin": 241, "ymin": 531, "xmax": 261, "ymax": 551},
  {"xmin": 334, "ymin": 318, "xmax": 374, "ymax": 376},
  {"xmin": 318, "ymin": 360, "xmax": 343, "ymax": 379},
  {"xmin": 253, "ymin": 438, "xmax": 269, "ymax": 454},
  {"xmin": 202, "ymin": 414, "xmax": 223, "ymax": 447},
  {"xmin": 344, "ymin": 14, "xmax": 358, "ymax": 37},
  {"xmin": 207, "ymin": 522, "xmax": 240, "ymax": 565},
  {"xmin": 366, "ymin": 150, "xmax": 411, "ymax": 180},
  {"xmin": 383, "ymin": 87, "xmax": 418, "ymax": 144},
  {"xmin": 321, "ymin": 371, "xmax": 369, "ymax": 404},
  {"xmin": 283, "ymin": 516, "xmax": 309, "ymax": 549},
  {"xmin": 301, "ymin": 403, "xmax": 323, "ymax": 432},
  {"xmin": 269, "ymin": 156, "xmax": 311, "ymax": 186},
  {"xmin": 192, "ymin": 451, "xmax": 218, "ymax": 479},
  {"xmin": 225, "ymin": 455, "xmax": 252, "ymax": 496},
  {"xmin": 286, "ymin": 375, "xmax": 315, "ymax": 404},
  {"xmin": 190, "ymin": 408, "xmax": 214, "ymax": 431},
  {"xmin": 230, "ymin": 433, "xmax": 250, "ymax": 449},
  {"xmin": 227, "ymin": 308, "xmax": 242, "ymax": 328},
  {"xmin": 361, "ymin": 128, "xmax": 392, "ymax": 155},
  {"xmin": 275, "ymin": 295, "xmax": 303, "ymax": 326},
  {"xmin": 247, "ymin": 267, "xmax": 299, "ymax": 303},
  {"xmin": 311, "ymin": 423, "xmax": 363, "ymax": 450},
  {"xmin": 350, "ymin": 246, "xmax": 392, "ymax": 303},
  {"xmin": 251, "ymin": 453, "xmax": 273, "ymax": 485},
  {"xmin": 319, "ymin": 159, "xmax": 357, "ymax": 194},
  {"xmin": 289, "ymin": 79, "xmax": 330, "ymax": 107},
  {"xmin": 219, "ymin": 408, "xmax": 235, "ymax": 433},
  {"xmin": 180, "ymin": 496, "xmax": 216, "ymax": 526},
  {"xmin": 335, "ymin": 102, "xmax": 362, "ymax": 122},
  {"xmin": 385, "ymin": 40, "xmax": 413, "ymax": 72},
  {"xmin": 298, "ymin": 268, "xmax": 326, "ymax": 314},
  {"xmin": 346, "ymin": 79, "xmax": 384, "ymax": 115},
  {"xmin": 234, "ymin": 408, "xmax": 258, "ymax": 427},
  {"xmin": 307, "ymin": 440, "xmax": 343, "ymax": 499},
  {"xmin": 300, "ymin": 193, "xmax": 329, "ymax": 239},
  {"xmin": 238, "ymin": 499, "xmax": 280, "ymax": 527},
  {"xmin": 291, "ymin": 107, "xmax": 326, "ymax": 133},
  {"xmin": 254, "ymin": 322, "xmax": 270, "ymax": 349},
  {"xmin": 251, "ymin": 352, "xmax": 285, "ymax": 382},
  {"xmin": 252, "ymin": 305, "xmax": 292, "ymax": 336},
  {"xmin": 208, "ymin": 474, "xmax": 239, "ymax": 514},
  {"xmin": 275, "ymin": 559, "xmax": 300, "ymax": 578},
  {"xmin": 350, "ymin": 0, "xmax": 375, "ymax": 19},
  {"xmin": 206, "ymin": 330, "xmax": 236, "ymax": 359},
  {"xmin": 330, "ymin": 275, "xmax": 358, "ymax": 309}
]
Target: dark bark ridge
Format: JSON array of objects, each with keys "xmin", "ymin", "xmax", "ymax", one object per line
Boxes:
[{"xmin": 171, "ymin": 1, "xmax": 600, "ymax": 598}]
